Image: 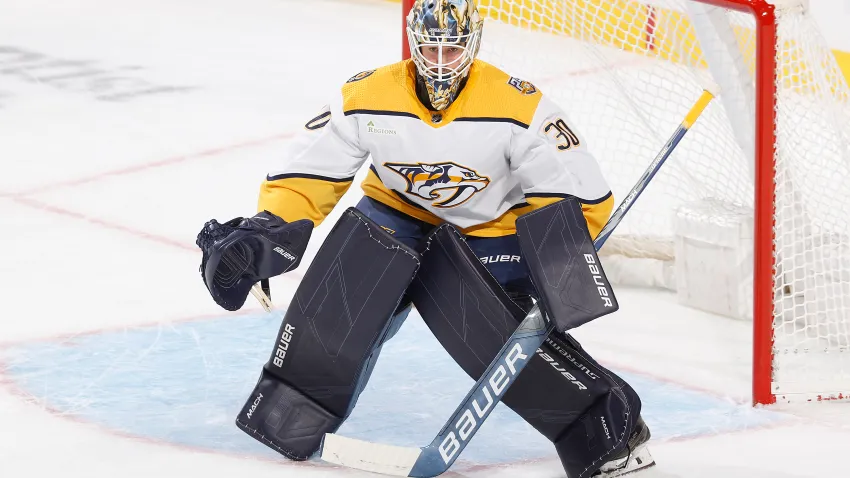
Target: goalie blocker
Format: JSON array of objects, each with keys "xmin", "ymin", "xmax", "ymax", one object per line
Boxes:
[
  {"xmin": 407, "ymin": 198, "xmax": 641, "ymax": 478},
  {"xmin": 236, "ymin": 208, "xmax": 421, "ymax": 460},
  {"xmin": 516, "ymin": 198, "xmax": 619, "ymax": 332}
]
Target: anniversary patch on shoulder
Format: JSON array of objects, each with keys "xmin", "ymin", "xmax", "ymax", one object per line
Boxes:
[
  {"xmin": 347, "ymin": 69, "xmax": 376, "ymax": 83},
  {"xmin": 508, "ymin": 77, "xmax": 538, "ymax": 95}
]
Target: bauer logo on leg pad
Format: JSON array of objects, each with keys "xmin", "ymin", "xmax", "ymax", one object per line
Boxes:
[
  {"xmin": 537, "ymin": 349, "xmax": 587, "ymax": 390},
  {"xmin": 272, "ymin": 323, "xmax": 295, "ymax": 368}
]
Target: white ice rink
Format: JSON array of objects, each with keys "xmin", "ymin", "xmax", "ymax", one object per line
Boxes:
[{"xmin": 2, "ymin": 0, "xmax": 850, "ymax": 477}]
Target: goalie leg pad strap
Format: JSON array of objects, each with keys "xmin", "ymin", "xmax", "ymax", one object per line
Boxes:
[
  {"xmin": 237, "ymin": 207, "xmax": 421, "ymax": 459},
  {"xmin": 408, "ymin": 224, "xmax": 641, "ymax": 475},
  {"xmin": 516, "ymin": 197, "xmax": 619, "ymax": 332}
]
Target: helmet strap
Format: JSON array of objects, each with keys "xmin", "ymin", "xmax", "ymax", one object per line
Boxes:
[{"xmin": 414, "ymin": 72, "xmax": 436, "ymax": 110}]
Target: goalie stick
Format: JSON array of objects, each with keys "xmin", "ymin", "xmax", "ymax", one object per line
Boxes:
[
  {"xmin": 250, "ymin": 280, "xmax": 273, "ymax": 312},
  {"xmin": 318, "ymin": 86, "xmax": 718, "ymax": 477}
]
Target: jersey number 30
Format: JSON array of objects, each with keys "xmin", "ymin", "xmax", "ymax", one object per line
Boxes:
[{"xmin": 544, "ymin": 119, "xmax": 580, "ymax": 151}]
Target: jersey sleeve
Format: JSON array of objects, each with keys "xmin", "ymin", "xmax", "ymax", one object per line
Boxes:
[
  {"xmin": 258, "ymin": 90, "xmax": 368, "ymax": 226},
  {"xmin": 509, "ymin": 94, "xmax": 614, "ymax": 238}
]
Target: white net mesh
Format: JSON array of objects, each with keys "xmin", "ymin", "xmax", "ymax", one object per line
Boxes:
[
  {"xmin": 772, "ymin": 7, "xmax": 850, "ymax": 399},
  {"xmin": 473, "ymin": 0, "xmax": 850, "ymax": 401}
]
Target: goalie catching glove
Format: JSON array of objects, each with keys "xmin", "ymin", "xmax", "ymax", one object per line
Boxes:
[{"xmin": 196, "ymin": 211, "xmax": 312, "ymax": 311}]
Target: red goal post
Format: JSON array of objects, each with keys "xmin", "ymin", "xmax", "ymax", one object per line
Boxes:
[{"xmin": 400, "ymin": 0, "xmax": 850, "ymax": 406}]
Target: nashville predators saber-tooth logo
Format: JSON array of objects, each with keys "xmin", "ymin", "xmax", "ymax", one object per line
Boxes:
[{"xmin": 384, "ymin": 161, "xmax": 490, "ymax": 208}]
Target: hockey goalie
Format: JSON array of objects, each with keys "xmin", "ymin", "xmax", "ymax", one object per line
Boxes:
[{"xmin": 195, "ymin": 1, "xmax": 653, "ymax": 477}]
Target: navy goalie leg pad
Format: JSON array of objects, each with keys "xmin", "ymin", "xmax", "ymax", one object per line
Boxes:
[
  {"xmin": 548, "ymin": 334, "xmax": 642, "ymax": 478},
  {"xmin": 236, "ymin": 207, "xmax": 420, "ymax": 460},
  {"xmin": 408, "ymin": 224, "xmax": 642, "ymax": 478}
]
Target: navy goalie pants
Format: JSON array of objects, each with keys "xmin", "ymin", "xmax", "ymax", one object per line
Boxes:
[{"xmin": 355, "ymin": 195, "xmax": 536, "ymax": 299}]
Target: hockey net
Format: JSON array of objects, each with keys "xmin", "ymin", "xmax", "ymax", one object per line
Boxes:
[{"xmin": 403, "ymin": 0, "xmax": 850, "ymax": 404}]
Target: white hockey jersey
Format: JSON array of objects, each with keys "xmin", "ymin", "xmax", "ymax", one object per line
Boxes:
[{"xmin": 259, "ymin": 60, "xmax": 613, "ymax": 238}]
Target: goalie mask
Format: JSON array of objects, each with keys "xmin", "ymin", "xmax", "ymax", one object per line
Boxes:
[{"xmin": 407, "ymin": 0, "xmax": 483, "ymax": 111}]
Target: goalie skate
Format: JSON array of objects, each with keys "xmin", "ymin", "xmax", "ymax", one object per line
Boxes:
[{"xmin": 592, "ymin": 417, "xmax": 655, "ymax": 477}]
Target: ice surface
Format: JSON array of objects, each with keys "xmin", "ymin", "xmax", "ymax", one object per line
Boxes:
[{"xmin": 1, "ymin": 0, "xmax": 849, "ymax": 477}]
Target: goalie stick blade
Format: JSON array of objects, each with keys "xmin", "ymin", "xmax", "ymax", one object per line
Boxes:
[
  {"xmin": 321, "ymin": 434, "xmax": 422, "ymax": 476},
  {"xmin": 250, "ymin": 283, "xmax": 273, "ymax": 312}
]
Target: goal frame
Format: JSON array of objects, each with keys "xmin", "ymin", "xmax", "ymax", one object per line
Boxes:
[{"xmin": 400, "ymin": 0, "xmax": 779, "ymax": 406}]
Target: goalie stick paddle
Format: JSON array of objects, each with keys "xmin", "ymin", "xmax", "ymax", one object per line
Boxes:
[
  {"xmin": 250, "ymin": 281, "xmax": 273, "ymax": 312},
  {"xmin": 319, "ymin": 88, "xmax": 717, "ymax": 478}
]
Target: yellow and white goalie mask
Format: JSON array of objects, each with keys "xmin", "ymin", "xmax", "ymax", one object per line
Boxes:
[{"xmin": 406, "ymin": 0, "xmax": 483, "ymax": 111}]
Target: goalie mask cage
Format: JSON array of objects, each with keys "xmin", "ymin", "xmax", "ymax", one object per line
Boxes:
[{"xmin": 401, "ymin": 0, "xmax": 850, "ymax": 406}]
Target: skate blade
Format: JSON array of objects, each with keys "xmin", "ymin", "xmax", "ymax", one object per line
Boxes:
[{"xmin": 597, "ymin": 444, "xmax": 656, "ymax": 477}]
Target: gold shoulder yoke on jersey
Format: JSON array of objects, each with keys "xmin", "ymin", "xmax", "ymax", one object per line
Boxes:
[
  {"xmin": 341, "ymin": 61, "xmax": 423, "ymax": 120},
  {"xmin": 341, "ymin": 60, "xmax": 543, "ymax": 129},
  {"xmin": 448, "ymin": 61, "xmax": 542, "ymax": 129}
]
